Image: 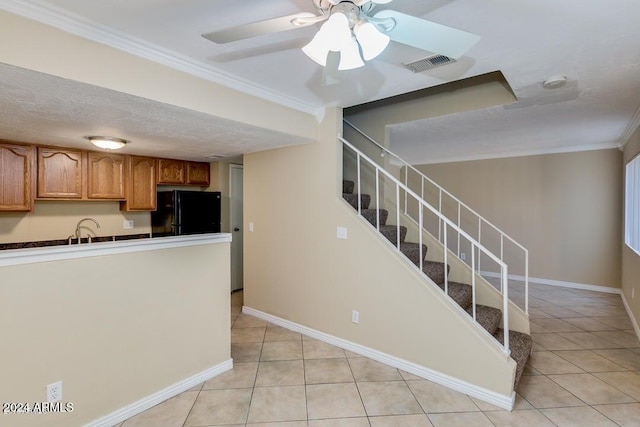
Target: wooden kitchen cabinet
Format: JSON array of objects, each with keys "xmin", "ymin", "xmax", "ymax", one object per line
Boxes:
[
  {"xmin": 121, "ymin": 155, "xmax": 157, "ymax": 211},
  {"xmin": 156, "ymin": 158, "xmax": 184, "ymax": 184},
  {"xmin": 87, "ymin": 152, "xmax": 125, "ymax": 199},
  {"xmin": 186, "ymin": 161, "xmax": 210, "ymax": 186},
  {"xmin": 37, "ymin": 147, "xmax": 83, "ymax": 199},
  {"xmin": 0, "ymin": 142, "xmax": 34, "ymax": 212},
  {"xmin": 157, "ymin": 158, "xmax": 210, "ymax": 186}
]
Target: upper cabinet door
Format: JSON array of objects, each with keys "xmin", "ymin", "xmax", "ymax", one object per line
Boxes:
[
  {"xmin": 121, "ymin": 156, "xmax": 157, "ymax": 211},
  {"xmin": 0, "ymin": 143, "xmax": 34, "ymax": 212},
  {"xmin": 186, "ymin": 162, "xmax": 210, "ymax": 186},
  {"xmin": 156, "ymin": 158, "xmax": 185, "ymax": 185},
  {"xmin": 37, "ymin": 147, "xmax": 83, "ymax": 199},
  {"xmin": 87, "ymin": 152, "xmax": 125, "ymax": 199}
]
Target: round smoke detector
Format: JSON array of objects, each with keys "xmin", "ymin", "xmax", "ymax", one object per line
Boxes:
[{"xmin": 543, "ymin": 75, "xmax": 568, "ymax": 89}]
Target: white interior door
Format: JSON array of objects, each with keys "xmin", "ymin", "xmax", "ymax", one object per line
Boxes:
[{"xmin": 230, "ymin": 164, "xmax": 244, "ymax": 292}]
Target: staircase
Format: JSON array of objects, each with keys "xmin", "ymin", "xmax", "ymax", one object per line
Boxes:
[{"xmin": 342, "ymin": 178, "xmax": 532, "ymax": 391}]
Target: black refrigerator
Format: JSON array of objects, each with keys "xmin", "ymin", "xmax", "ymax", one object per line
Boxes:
[{"xmin": 151, "ymin": 190, "xmax": 221, "ymax": 237}]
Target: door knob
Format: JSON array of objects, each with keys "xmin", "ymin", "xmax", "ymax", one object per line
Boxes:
[{"xmin": 234, "ymin": 227, "xmax": 240, "ymax": 231}]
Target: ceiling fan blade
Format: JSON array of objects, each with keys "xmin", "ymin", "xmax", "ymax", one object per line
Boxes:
[
  {"xmin": 202, "ymin": 12, "xmax": 317, "ymax": 44},
  {"xmin": 373, "ymin": 10, "xmax": 479, "ymax": 59}
]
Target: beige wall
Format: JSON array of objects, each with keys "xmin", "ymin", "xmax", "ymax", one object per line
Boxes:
[
  {"xmin": 0, "ymin": 242, "xmax": 230, "ymax": 427},
  {"xmin": 622, "ymin": 127, "xmax": 640, "ymax": 329},
  {"xmin": 0, "ymin": 201, "xmax": 150, "ymax": 243},
  {"xmin": 243, "ymin": 108, "xmax": 517, "ymax": 397},
  {"xmin": 417, "ymin": 149, "xmax": 623, "ymax": 288}
]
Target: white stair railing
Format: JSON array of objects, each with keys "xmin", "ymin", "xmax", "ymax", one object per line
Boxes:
[
  {"xmin": 342, "ymin": 135, "xmax": 512, "ymax": 354},
  {"xmin": 343, "ymin": 120, "xmax": 529, "ymax": 315}
]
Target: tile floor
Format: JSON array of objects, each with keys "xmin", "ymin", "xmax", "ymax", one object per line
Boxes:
[{"xmin": 117, "ymin": 284, "xmax": 640, "ymax": 426}]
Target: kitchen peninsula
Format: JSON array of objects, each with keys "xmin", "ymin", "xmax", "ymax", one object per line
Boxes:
[{"xmin": 0, "ymin": 233, "xmax": 232, "ymax": 427}]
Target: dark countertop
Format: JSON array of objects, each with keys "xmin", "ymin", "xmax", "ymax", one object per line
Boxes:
[{"xmin": 0, "ymin": 234, "xmax": 150, "ymax": 251}]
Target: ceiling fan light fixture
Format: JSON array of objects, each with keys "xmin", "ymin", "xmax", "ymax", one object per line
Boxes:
[
  {"xmin": 355, "ymin": 21, "xmax": 390, "ymax": 61},
  {"xmin": 338, "ymin": 37, "xmax": 365, "ymax": 70},
  {"xmin": 324, "ymin": 12, "xmax": 353, "ymax": 51},
  {"xmin": 85, "ymin": 136, "xmax": 128, "ymax": 150},
  {"xmin": 302, "ymin": 31, "xmax": 330, "ymax": 66}
]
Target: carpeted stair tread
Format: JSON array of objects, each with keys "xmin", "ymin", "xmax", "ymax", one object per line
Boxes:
[
  {"xmin": 422, "ymin": 261, "xmax": 451, "ymax": 286},
  {"xmin": 343, "ymin": 180, "xmax": 354, "ymax": 194},
  {"xmin": 400, "ymin": 243, "xmax": 428, "ymax": 267},
  {"xmin": 361, "ymin": 209, "xmax": 388, "ymax": 227},
  {"xmin": 467, "ymin": 305, "xmax": 502, "ymax": 336},
  {"xmin": 379, "ymin": 225, "xmax": 407, "ymax": 245},
  {"xmin": 493, "ymin": 328, "xmax": 533, "ymax": 390},
  {"xmin": 343, "ymin": 193, "xmax": 371, "ymax": 210},
  {"xmin": 437, "ymin": 281, "xmax": 472, "ymax": 309}
]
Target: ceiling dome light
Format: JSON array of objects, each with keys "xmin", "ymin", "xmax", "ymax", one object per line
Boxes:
[
  {"xmin": 355, "ymin": 21, "xmax": 390, "ymax": 61},
  {"xmin": 542, "ymin": 75, "xmax": 568, "ymax": 89},
  {"xmin": 85, "ymin": 136, "xmax": 129, "ymax": 150}
]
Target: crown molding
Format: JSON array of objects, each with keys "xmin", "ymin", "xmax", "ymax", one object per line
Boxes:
[
  {"xmin": 0, "ymin": 0, "xmax": 324, "ymax": 118},
  {"xmin": 619, "ymin": 102, "xmax": 640, "ymax": 147},
  {"xmin": 410, "ymin": 141, "xmax": 622, "ymax": 165}
]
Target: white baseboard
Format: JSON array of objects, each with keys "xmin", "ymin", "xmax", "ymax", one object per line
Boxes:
[
  {"xmin": 621, "ymin": 293, "xmax": 640, "ymax": 342},
  {"xmin": 85, "ymin": 359, "xmax": 233, "ymax": 427},
  {"xmin": 242, "ymin": 306, "xmax": 515, "ymax": 411},
  {"xmin": 480, "ymin": 271, "xmax": 622, "ymax": 295}
]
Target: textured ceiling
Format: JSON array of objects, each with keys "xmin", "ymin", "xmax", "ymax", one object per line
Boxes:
[
  {"xmin": 0, "ymin": 63, "xmax": 309, "ymax": 161},
  {"xmin": 1, "ymin": 0, "xmax": 640, "ymax": 163}
]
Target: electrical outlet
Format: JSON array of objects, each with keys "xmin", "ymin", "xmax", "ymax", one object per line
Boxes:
[
  {"xmin": 460, "ymin": 252, "xmax": 466, "ymax": 260},
  {"xmin": 123, "ymin": 220, "xmax": 134, "ymax": 229},
  {"xmin": 47, "ymin": 381, "xmax": 62, "ymax": 403},
  {"xmin": 337, "ymin": 227, "xmax": 348, "ymax": 239},
  {"xmin": 352, "ymin": 310, "xmax": 359, "ymax": 324}
]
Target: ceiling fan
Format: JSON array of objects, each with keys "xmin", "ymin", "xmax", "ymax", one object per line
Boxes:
[{"xmin": 202, "ymin": 0, "xmax": 480, "ymax": 71}]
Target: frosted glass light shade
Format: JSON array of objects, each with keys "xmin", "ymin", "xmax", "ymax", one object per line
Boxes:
[
  {"xmin": 302, "ymin": 13, "xmax": 352, "ymax": 66},
  {"xmin": 325, "ymin": 13, "xmax": 353, "ymax": 52},
  {"xmin": 338, "ymin": 37, "xmax": 365, "ymax": 70},
  {"xmin": 355, "ymin": 22, "xmax": 390, "ymax": 61},
  {"xmin": 302, "ymin": 31, "xmax": 331, "ymax": 66},
  {"xmin": 85, "ymin": 136, "xmax": 128, "ymax": 150}
]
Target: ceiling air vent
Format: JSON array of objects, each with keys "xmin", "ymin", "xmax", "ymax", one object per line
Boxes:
[{"xmin": 403, "ymin": 55, "xmax": 456, "ymax": 73}]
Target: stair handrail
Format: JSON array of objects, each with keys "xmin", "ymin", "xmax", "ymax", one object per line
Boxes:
[
  {"xmin": 343, "ymin": 119, "xmax": 529, "ymax": 315},
  {"xmin": 341, "ymin": 135, "xmax": 512, "ymax": 354}
]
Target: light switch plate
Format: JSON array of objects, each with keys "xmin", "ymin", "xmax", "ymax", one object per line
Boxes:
[{"xmin": 337, "ymin": 227, "xmax": 348, "ymax": 239}]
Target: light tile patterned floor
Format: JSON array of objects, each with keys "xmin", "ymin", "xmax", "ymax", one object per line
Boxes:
[{"xmin": 118, "ymin": 284, "xmax": 640, "ymax": 426}]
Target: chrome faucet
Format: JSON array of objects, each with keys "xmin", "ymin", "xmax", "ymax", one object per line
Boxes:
[{"xmin": 74, "ymin": 218, "xmax": 101, "ymax": 243}]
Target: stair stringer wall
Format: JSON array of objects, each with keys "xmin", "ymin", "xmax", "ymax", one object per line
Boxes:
[
  {"xmin": 245, "ymin": 108, "xmax": 517, "ymax": 400},
  {"xmin": 340, "ymin": 200, "xmax": 519, "ymax": 396},
  {"xmin": 392, "ymin": 209, "xmax": 530, "ymax": 335}
]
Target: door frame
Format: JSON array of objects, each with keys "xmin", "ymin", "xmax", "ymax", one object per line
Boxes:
[{"xmin": 229, "ymin": 163, "xmax": 244, "ymax": 292}]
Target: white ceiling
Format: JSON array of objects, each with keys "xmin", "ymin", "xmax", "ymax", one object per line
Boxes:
[{"xmin": 1, "ymin": 0, "xmax": 640, "ymax": 163}]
